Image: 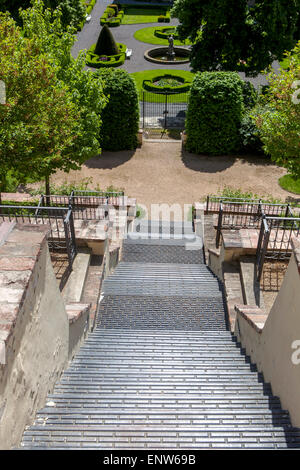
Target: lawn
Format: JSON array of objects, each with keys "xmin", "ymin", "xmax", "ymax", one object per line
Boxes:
[
  {"xmin": 279, "ymin": 175, "xmax": 300, "ymax": 195},
  {"xmin": 131, "ymin": 69, "xmax": 194, "ymax": 103},
  {"xmin": 134, "ymin": 26, "xmax": 193, "ymax": 46},
  {"xmin": 121, "ymin": 7, "xmax": 169, "ymax": 25}
]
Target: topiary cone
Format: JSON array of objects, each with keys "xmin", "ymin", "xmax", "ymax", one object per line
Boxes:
[{"xmin": 95, "ymin": 24, "xmax": 119, "ymax": 56}]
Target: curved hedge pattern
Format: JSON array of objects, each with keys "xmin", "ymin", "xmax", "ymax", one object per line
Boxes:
[
  {"xmin": 86, "ymin": 43, "xmax": 126, "ymax": 68},
  {"xmin": 143, "ymin": 74, "xmax": 191, "ymax": 94},
  {"xmin": 154, "ymin": 27, "xmax": 179, "ymax": 40},
  {"xmin": 100, "ymin": 6, "xmax": 124, "ymax": 26}
]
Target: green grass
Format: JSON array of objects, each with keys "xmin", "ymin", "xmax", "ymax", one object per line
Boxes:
[
  {"xmin": 122, "ymin": 7, "xmax": 169, "ymax": 24},
  {"xmin": 134, "ymin": 26, "xmax": 193, "ymax": 46},
  {"xmin": 131, "ymin": 69, "xmax": 194, "ymax": 103},
  {"xmin": 278, "ymin": 175, "xmax": 300, "ymax": 195}
]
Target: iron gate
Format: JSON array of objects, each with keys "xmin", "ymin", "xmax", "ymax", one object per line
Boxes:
[{"xmin": 141, "ymin": 90, "xmax": 188, "ymax": 132}]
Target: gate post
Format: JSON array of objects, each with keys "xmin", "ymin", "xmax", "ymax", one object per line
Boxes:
[{"xmin": 142, "ymin": 90, "xmax": 145, "ymax": 129}]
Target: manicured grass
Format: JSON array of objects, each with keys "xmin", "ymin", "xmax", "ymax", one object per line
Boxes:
[
  {"xmin": 131, "ymin": 69, "xmax": 194, "ymax": 103},
  {"xmin": 134, "ymin": 26, "xmax": 193, "ymax": 46},
  {"xmin": 278, "ymin": 174, "xmax": 300, "ymax": 194},
  {"xmin": 122, "ymin": 8, "xmax": 169, "ymax": 24}
]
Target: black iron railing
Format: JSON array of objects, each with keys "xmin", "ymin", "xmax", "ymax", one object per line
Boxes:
[
  {"xmin": 0, "ymin": 204, "xmax": 77, "ymax": 290},
  {"xmin": 214, "ymin": 200, "xmax": 295, "ymax": 248},
  {"xmin": 256, "ymin": 215, "xmax": 300, "ymax": 281}
]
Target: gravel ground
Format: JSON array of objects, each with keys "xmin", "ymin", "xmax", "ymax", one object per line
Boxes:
[{"xmin": 46, "ymin": 142, "xmax": 296, "ymax": 216}]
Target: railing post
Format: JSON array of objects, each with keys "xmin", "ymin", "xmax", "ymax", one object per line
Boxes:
[
  {"xmin": 216, "ymin": 201, "xmax": 223, "ymax": 249},
  {"xmin": 256, "ymin": 216, "xmax": 270, "ymax": 282},
  {"xmin": 206, "ymin": 196, "xmax": 209, "ymax": 214}
]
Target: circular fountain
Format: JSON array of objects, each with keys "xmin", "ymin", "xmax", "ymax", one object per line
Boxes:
[{"xmin": 144, "ymin": 35, "xmax": 190, "ymax": 65}]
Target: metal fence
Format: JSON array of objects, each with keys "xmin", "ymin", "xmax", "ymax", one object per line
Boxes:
[
  {"xmin": 0, "ymin": 204, "xmax": 77, "ymax": 290},
  {"xmin": 35, "ymin": 190, "xmax": 126, "ymax": 220},
  {"xmin": 215, "ymin": 200, "xmax": 294, "ymax": 248},
  {"xmin": 141, "ymin": 90, "xmax": 188, "ymax": 130},
  {"xmin": 256, "ymin": 215, "xmax": 300, "ymax": 281}
]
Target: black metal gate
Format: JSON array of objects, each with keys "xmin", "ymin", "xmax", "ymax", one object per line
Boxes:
[{"xmin": 141, "ymin": 90, "xmax": 188, "ymax": 136}]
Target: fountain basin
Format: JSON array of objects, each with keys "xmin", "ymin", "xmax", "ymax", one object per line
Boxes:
[{"xmin": 144, "ymin": 47, "xmax": 190, "ymax": 65}]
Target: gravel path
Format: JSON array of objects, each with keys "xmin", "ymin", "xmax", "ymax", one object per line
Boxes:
[{"xmin": 49, "ymin": 142, "xmax": 295, "ymax": 215}]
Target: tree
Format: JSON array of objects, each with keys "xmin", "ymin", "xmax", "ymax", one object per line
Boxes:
[
  {"xmin": 0, "ymin": 13, "xmax": 82, "ymax": 201},
  {"xmin": 95, "ymin": 24, "xmax": 119, "ymax": 56},
  {"xmin": 19, "ymin": 0, "xmax": 107, "ymax": 191},
  {"xmin": 171, "ymin": 0, "xmax": 300, "ymax": 76},
  {"xmin": 0, "ymin": 0, "xmax": 86, "ymax": 29},
  {"xmin": 253, "ymin": 41, "xmax": 300, "ymax": 178}
]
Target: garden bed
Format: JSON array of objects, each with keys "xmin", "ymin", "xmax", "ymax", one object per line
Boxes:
[
  {"xmin": 134, "ymin": 26, "xmax": 193, "ymax": 45},
  {"xmin": 86, "ymin": 43, "xmax": 126, "ymax": 68}
]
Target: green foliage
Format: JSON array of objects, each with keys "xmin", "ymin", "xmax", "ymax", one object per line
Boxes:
[
  {"xmin": 143, "ymin": 74, "xmax": 191, "ymax": 94},
  {"xmin": 95, "ymin": 24, "xmax": 119, "ymax": 56},
  {"xmin": 0, "ymin": 0, "xmax": 87, "ymax": 29},
  {"xmin": 97, "ymin": 69, "xmax": 140, "ymax": 151},
  {"xmin": 131, "ymin": 69, "xmax": 194, "ymax": 103},
  {"xmin": 239, "ymin": 112, "xmax": 264, "ymax": 155},
  {"xmin": 86, "ymin": 43, "xmax": 126, "ymax": 68},
  {"xmin": 20, "ymin": 1, "xmax": 107, "ymax": 171},
  {"xmin": 0, "ymin": 12, "xmax": 82, "ymax": 195},
  {"xmin": 186, "ymin": 72, "xmax": 244, "ymax": 155},
  {"xmin": 241, "ymin": 81, "xmax": 258, "ymax": 109},
  {"xmin": 171, "ymin": 0, "xmax": 300, "ymax": 76},
  {"xmin": 253, "ymin": 41, "xmax": 300, "ymax": 178}
]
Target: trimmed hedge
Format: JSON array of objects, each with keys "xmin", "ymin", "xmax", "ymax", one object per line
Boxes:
[
  {"xmin": 186, "ymin": 72, "xmax": 245, "ymax": 155},
  {"xmin": 100, "ymin": 5, "xmax": 124, "ymax": 26},
  {"xmin": 154, "ymin": 27, "xmax": 179, "ymax": 40},
  {"xmin": 97, "ymin": 69, "xmax": 140, "ymax": 151},
  {"xmin": 143, "ymin": 74, "xmax": 191, "ymax": 94},
  {"xmin": 86, "ymin": 43, "xmax": 126, "ymax": 68}
]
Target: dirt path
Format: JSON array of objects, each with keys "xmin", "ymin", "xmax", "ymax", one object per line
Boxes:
[{"xmin": 51, "ymin": 142, "xmax": 293, "ymax": 212}]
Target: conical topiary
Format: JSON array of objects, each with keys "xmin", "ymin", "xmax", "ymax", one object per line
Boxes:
[{"xmin": 94, "ymin": 24, "xmax": 119, "ymax": 56}]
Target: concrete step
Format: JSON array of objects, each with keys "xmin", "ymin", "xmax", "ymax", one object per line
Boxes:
[
  {"xmin": 62, "ymin": 249, "xmax": 91, "ymax": 303},
  {"xmin": 240, "ymin": 257, "xmax": 265, "ymax": 308}
]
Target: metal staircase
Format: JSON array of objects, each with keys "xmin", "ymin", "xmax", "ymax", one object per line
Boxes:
[{"xmin": 20, "ymin": 220, "xmax": 300, "ymax": 449}]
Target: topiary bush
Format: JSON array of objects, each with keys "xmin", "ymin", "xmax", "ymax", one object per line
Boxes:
[
  {"xmin": 97, "ymin": 69, "xmax": 140, "ymax": 151},
  {"xmin": 95, "ymin": 24, "xmax": 119, "ymax": 56},
  {"xmin": 186, "ymin": 72, "xmax": 244, "ymax": 155}
]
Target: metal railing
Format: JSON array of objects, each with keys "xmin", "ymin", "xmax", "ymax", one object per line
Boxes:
[
  {"xmin": 206, "ymin": 195, "xmax": 261, "ymax": 214},
  {"xmin": 215, "ymin": 200, "xmax": 294, "ymax": 248},
  {"xmin": 35, "ymin": 190, "xmax": 125, "ymax": 220},
  {"xmin": 0, "ymin": 204, "xmax": 77, "ymax": 290},
  {"xmin": 256, "ymin": 215, "xmax": 300, "ymax": 281}
]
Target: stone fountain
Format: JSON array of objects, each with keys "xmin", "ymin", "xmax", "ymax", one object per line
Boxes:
[{"xmin": 144, "ymin": 35, "xmax": 190, "ymax": 65}]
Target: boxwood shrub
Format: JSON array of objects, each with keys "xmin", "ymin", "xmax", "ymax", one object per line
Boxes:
[
  {"xmin": 86, "ymin": 43, "xmax": 126, "ymax": 68},
  {"xmin": 97, "ymin": 69, "xmax": 140, "ymax": 151},
  {"xmin": 186, "ymin": 72, "xmax": 244, "ymax": 155}
]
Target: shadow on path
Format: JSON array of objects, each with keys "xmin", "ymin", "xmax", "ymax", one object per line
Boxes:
[{"xmin": 84, "ymin": 150, "xmax": 136, "ymax": 170}]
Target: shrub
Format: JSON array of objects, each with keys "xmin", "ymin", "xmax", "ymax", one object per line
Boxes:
[
  {"xmin": 86, "ymin": 43, "xmax": 126, "ymax": 68},
  {"xmin": 186, "ymin": 72, "xmax": 244, "ymax": 155},
  {"xmin": 239, "ymin": 112, "xmax": 264, "ymax": 154},
  {"xmin": 241, "ymin": 81, "xmax": 258, "ymax": 109},
  {"xmin": 97, "ymin": 69, "xmax": 140, "ymax": 151},
  {"xmin": 95, "ymin": 24, "xmax": 119, "ymax": 56}
]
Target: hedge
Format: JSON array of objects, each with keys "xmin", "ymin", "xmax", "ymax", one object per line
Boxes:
[
  {"xmin": 86, "ymin": 43, "xmax": 126, "ymax": 68},
  {"xmin": 186, "ymin": 72, "xmax": 245, "ymax": 155},
  {"xmin": 154, "ymin": 27, "xmax": 179, "ymax": 40},
  {"xmin": 142, "ymin": 74, "xmax": 191, "ymax": 94},
  {"xmin": 100, "ymin": 5, "xmax": 124, "ymax": 26},
  {"xmin": 97, "ymin": 69, "xmax": 140, "ymax": 151}
]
